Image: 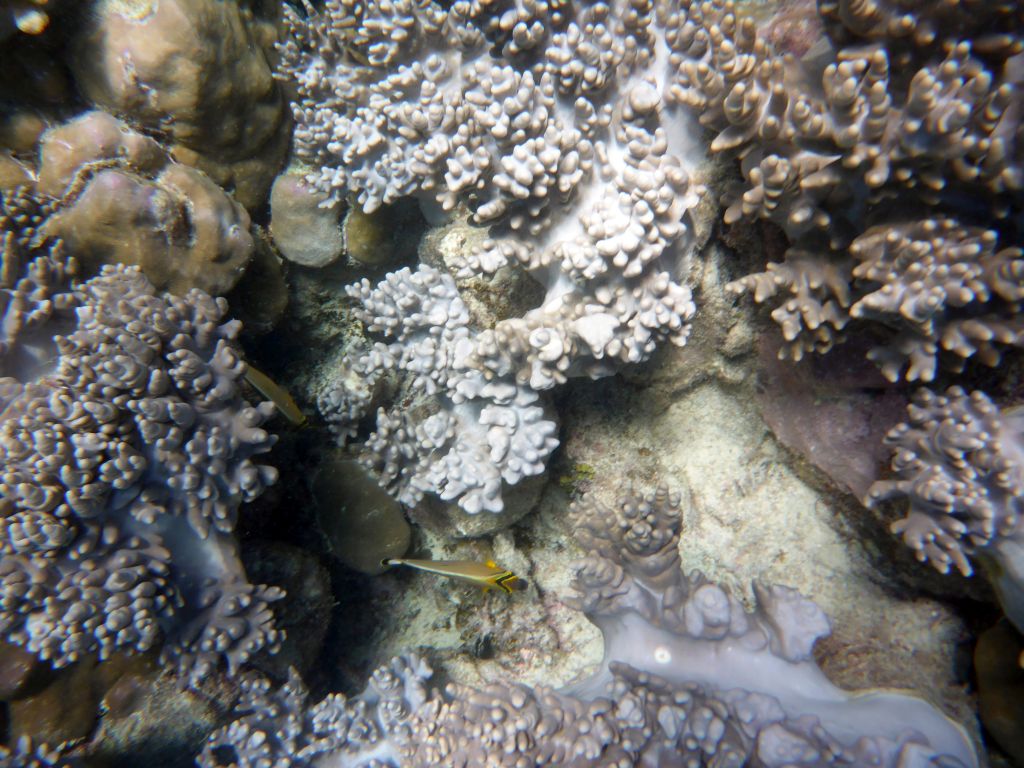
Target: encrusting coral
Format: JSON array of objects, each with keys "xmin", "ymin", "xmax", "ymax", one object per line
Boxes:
[
  {"xmin": 200, "ymin": 485, "xmax": 977, "ymax": 768},
  {"xmin": 0, "ymin": 234, "xmax": 282, "ymax": 682},
  {"xmin": 867, "ymin": 387, "xmax": 1024, "ymax": 634}
]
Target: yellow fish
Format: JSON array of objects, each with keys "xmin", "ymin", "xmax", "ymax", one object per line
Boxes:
[
  {"xmin": 243, "ymin": 364, "xmax": 308, "ymax": 427},
  {"xmin": 381, "ymin": 558, "xmax": 525, "ymax": 594}
]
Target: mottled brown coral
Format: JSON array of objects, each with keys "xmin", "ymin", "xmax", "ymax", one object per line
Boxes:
[
  {"xmin": 687, "ymin": 0, "xmax": 1023, "ymax": 379},
  {"xmin": 33, "ymin": 111, "xmax": 254, "ymax": 296},
  {"xmin": 849, "ymin": 218, "xmax": 1024, "ymax": 381},
  {"xmin": 818, "ymin": 0, "xmax": 1024, "ymax": 62},
  {"xmin": 70, "ymin": 0, "xmax": 289, "ymax": 210}
]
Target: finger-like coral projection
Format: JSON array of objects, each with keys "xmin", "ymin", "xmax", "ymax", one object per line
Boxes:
[
  {"xmin": 867, "ymin": 387, "xmax": 1024, "ymax": 633},
  {"xmin": 200, "ymin": 486, "xmax": 977, "ymax": 767},
  {"xmin": 0, "ymin": 252, "xmax": 282, "ymax": 682},
  {"xmin": 284, "ymin": 0, "xmax": 704, "ymax": 514},
  {"xmin": 670, "ymin": 0, "xmax": 1022, "ymax": 380},
  {"xmin": 322, "ymin": 265, "xmax": 559, "ymax": 516}
]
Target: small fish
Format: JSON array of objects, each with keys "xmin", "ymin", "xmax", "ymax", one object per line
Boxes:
[
  {"xmin": 243, "ymin": 364, "xmax": 308, "ymax": 427},
  {"xmin": 382, "ymin": 558, "xmax": 526, "ymax": 594}
]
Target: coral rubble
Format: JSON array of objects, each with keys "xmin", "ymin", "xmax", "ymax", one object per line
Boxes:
[{"xmin": 201, "ymin": 487, "xmax": 977, "ymax": 767}]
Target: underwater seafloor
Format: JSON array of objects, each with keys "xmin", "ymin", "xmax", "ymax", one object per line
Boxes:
[{"xmin": 0, "ymin": 0, "xmax": 1022, "ymax": 766}]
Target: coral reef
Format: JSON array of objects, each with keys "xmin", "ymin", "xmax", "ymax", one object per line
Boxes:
[
  {"xmin": 866, "ymin": 387, "xmax": 1024, "ymax": 633},
  {"xmin": 200, "ymin": 486, "xmax": 976, "ymax": 767},
  {"xmin": 0, "ymin": 259, "xmax": 282, "ymax": 682},
  {"xmin": 278, "ymin": 0, "xmax": 701, "ymax": 385},
  {"xmin": 71, "ymin": 0, "xmax": 290, "ymax": 210},
  {"xmin": 283, "ymin": 0, "xmax": 711, "ymax": 515}
]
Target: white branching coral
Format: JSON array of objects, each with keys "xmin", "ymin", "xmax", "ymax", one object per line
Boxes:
[
  {"xmin": 283, "ymin": 0, "xmax": 705, "ymax": 514},
  {"xmin": 323, "ymin": 266, "xmax": 559, "ymax": 515}
]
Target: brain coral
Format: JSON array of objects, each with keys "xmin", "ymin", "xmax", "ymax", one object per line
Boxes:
[
  {"xmin": 0, "ymin": 254, "xmax": 281, "ymax": 681},
  {"xmin": 201, "ymin": 486, "xmax": 977, "ymax": 767}
]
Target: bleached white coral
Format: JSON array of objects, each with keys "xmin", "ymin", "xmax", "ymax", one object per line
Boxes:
[
  {"xmin": 280, "ymin": 0, "xmax": 702, "ymax": 393},
  {"xmin": 328, "ymin": 265, "xmax": 559, "ymax": 515}
]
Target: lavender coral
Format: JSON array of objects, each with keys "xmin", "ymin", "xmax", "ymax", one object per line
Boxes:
[
  {"xmin": 663, "ymin": 0, "xmax": 1023, "ymax": 380},
  {"xmin": 866, "ymin": 387, "xmax": 1024, "ymax": 633},
  {"xmin": 201, "ymin": 486, "xmax": 977, "ymax": 767},
  {"xmin": 0, "ymin": 259, "xmax": 282, "ymax": 681}
]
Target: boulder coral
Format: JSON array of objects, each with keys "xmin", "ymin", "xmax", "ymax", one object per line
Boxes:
[
  {"xmin": 22, "ymin": 111, "xmax": 253, "ymax": 296},
  {"xmin": 70, "ymin": 0, "xmax": 290, "ymax": 210}
]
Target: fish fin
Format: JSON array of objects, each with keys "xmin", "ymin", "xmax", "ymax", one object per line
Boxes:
[{"xmin": 485, "ymin": 559, "xmax": 498, "ymax": 569}]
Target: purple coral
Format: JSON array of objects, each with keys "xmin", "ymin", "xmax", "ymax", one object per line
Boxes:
[
  {"xmin": 867, "ymin": 387, "xmax": 1024, "ymax": 631},
  {"xmin": 0, "ymin": 263, "xmax": 281, "ymax": 681},
  {"xmin": 201, "ymin": 486, "xmax": 977, "ymax": 767}
]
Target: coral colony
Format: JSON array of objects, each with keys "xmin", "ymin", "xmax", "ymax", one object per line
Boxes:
[
  {"xmin": 201, "ymin": 488, "xmax": 976, "ymax": 768},
  {"xmin": 0, "ymin": 0, "xmax": 1021, "ymax": 764}
]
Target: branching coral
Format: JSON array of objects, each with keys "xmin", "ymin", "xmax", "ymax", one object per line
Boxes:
[
  {"xmin": 867, "ymin": 387, "xmax": 1024, "ymax": 632},
  {"xmin": 0, "ymin": 257, "xmax": 282, "ymax": 681},
  {"xmin": 200, "ymin": 486, "xmax": 977, "ymax": 767},
  {"xmin": 665, "ymin": 0, "xmax": 1022, "ymax": 378},
  {"xmin": 283, "ymin": 0, "xmax": 705, "ymax": 514},
  {"xmin": 321, "ymin": 265, "xmax": 559, "ymax": 515}
]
